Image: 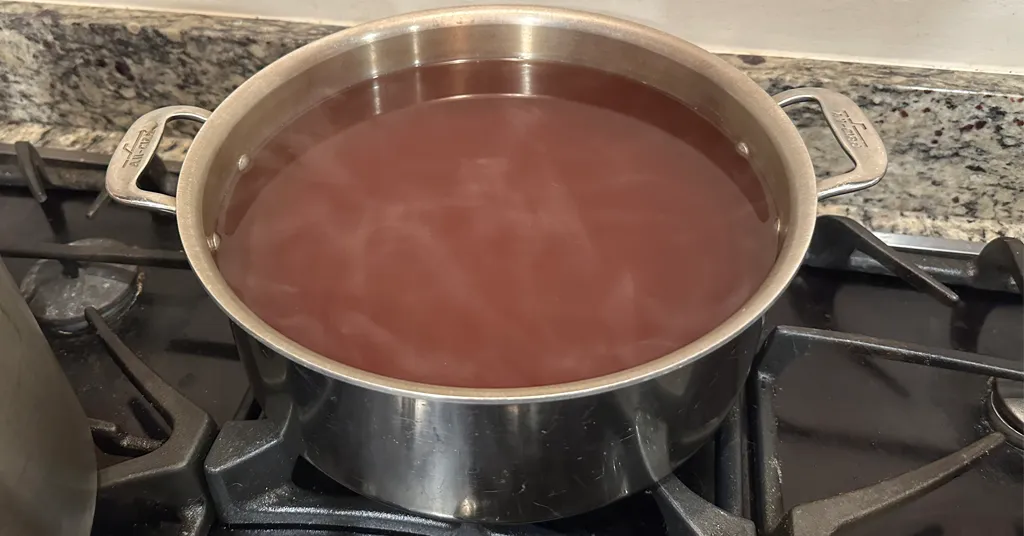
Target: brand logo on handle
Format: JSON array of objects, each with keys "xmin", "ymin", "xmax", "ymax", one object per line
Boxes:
[
  {"xmin": 831, "ymin": 110, "xmax": 869, "ymax": 149},
  {"xmin": 120, "ymin": 126, "xmax": 155, "ymax": 168}
]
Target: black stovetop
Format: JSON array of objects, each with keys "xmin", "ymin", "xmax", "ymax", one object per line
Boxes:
[{"xmin": 1, "ymin": 142, "xmax": 1021, "ymax": 536}]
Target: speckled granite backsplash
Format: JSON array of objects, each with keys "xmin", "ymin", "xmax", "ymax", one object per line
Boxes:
[{"xmin": 1, "ymin": 1, "xmax": 1022, "ymax": 240}]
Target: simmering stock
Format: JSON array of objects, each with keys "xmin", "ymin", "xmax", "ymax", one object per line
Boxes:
[{"xmin": 215, "ymin": 60, "xmax": 779, "ymax": 388}]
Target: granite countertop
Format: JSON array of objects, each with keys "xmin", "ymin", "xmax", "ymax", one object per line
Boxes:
[{"xmin": 1, "ymin": 1, "xmax": 1022, "ymax": 241}]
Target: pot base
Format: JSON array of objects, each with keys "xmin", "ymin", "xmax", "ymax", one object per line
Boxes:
[{"xmin": 232, "ymin": 318, "xmax": 762, "ymax": 524}]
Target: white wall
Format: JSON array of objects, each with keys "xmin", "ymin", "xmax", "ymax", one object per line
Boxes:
[{"xmin": 29, "ymin": 0, "xmax": 1024, "ymax": 74}]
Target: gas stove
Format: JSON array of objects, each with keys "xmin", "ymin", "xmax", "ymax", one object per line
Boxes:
[{"xmin": 1, "ymin": 141, "xmax": 1021, "ymax": 536}]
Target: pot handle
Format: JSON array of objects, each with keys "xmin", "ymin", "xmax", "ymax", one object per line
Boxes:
[
  {"xmin": 105, "ymin": 105, "xmax": 212, "ymax": 215},
  {"xmin": 774, "ymin": 88, "xmax": 887, "ymax": 200}
]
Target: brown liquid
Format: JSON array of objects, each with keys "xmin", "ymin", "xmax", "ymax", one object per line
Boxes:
[{"xmin": 216, "ymin": 60, "xmax": 779, "ymax": 388}]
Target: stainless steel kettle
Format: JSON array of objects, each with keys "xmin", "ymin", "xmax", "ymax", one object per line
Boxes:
[{"xmin": 0, "ymin": 259, "xmax": 96, "ymax": 536}]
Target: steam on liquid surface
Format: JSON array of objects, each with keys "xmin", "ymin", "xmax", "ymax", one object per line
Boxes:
[{"xmin": 215, "ymin": 60, "xmax": 779, "ymax": 388}]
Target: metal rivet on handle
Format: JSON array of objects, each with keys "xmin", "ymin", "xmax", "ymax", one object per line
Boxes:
[
  {"xmin": 207, "ymin": 233, "xmax": 221, "ymax": 252},
  {"xmin": 736, "ymin": 142, "xmax": 750, "ymax": 158},
  {"xmin": 237, "ymin": 155, "xmax": 251, "ymax": 172}
]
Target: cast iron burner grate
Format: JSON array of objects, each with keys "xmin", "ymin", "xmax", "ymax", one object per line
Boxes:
[
  {"xmin": 748, "ymin": 327, "xmax": 1022, "ymax": 536},
  {"xmin": 85, "ymin": 308, "xmax": 218, "ymax": 536},
  {"xmin": 744, "ymin": 221, "xmax": 1023, "ymax": 536},
  {"xmin": 0, "ymin": 142, "xmax": 188, "ymax": 330}
]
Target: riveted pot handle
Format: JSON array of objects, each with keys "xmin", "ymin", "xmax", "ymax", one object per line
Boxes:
[
  {"xmin": 105, "ymin": 105, "xmax": 211, "ymax": 215},
  {"xmin": 774, "ymin": 88, "xmax": 887, "ymax": 200}
]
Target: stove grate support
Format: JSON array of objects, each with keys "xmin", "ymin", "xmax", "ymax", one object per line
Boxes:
[
  {"xmin": 749, "ymin": 326, "xmax": 1023, "ymax": 536},
  {"xmin": 86, "ymin": 307, "xmax": 218, "ymax": 536}
]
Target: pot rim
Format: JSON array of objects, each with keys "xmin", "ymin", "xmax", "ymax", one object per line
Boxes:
[{"xmin": 176, "ymin": 5, "xmax": 818, "ymax": 404}]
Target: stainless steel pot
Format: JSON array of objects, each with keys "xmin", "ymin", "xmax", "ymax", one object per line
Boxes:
[
  {"xmin": 105, "ymin": 6, "xmax": 886, "ymax": 524},
  {"xmin": 0, "ymin": 259, "xmax": 97, "ymax": 536}
]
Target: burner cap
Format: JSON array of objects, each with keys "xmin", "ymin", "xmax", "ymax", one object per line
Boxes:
[
  {"xmin": 19, "ymin": 238, "xmax": 142, "ymax": 334},
  {"xmin": 989, "ymin": 378, "xmax": 1024, "ymax": 449}
]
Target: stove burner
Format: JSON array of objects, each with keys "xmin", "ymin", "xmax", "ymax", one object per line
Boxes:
[
  {"xmin": 19, "ymin": 238, "xmax": 142, "ymax": 333},
  {"xmin": 989, "ymin": 378, "xmax": 1024, "ymax": 449}
]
